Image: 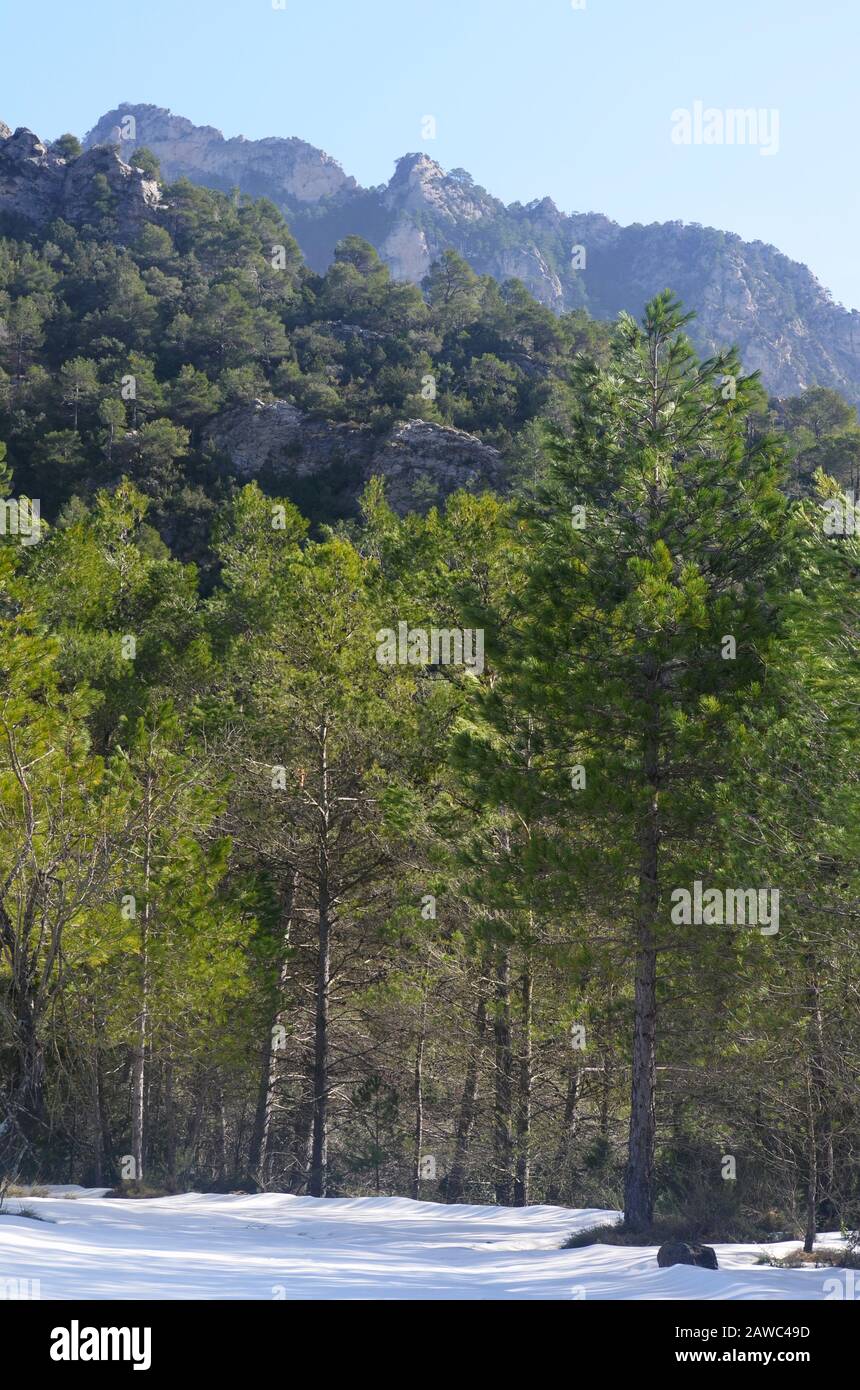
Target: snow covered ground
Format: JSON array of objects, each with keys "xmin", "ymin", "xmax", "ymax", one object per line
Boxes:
[{"xmin": 0, "ymin": 1190, "xmax": 851, "ymax": 1300}]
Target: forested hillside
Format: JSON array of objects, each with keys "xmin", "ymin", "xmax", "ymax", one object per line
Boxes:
[
  {"xmin": 0, "ymin": 134, "xmax": 612, "ymax": 543},
  {"xmin": 1, "ymin": 143, "xmax": 859, "ymax": 1248}
]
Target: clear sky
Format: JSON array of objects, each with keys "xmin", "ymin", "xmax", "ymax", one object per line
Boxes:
[{"xmin": 3, "ymin": 0, "xmax": 858, "ymax": 307}]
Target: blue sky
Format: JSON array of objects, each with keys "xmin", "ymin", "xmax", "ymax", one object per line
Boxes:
[{"xmin": 3, "ymin": 0, "xmax": 859, "ymax": 308}]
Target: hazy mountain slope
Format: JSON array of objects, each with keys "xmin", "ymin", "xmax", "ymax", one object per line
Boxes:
[{"xmin": 84, "ymin": 103, "xmax": 860, "ymax": 403}]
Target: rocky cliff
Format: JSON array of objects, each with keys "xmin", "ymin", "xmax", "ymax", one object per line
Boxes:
[
  {"xmin": 204, "ymin": 401, "xmax": 505, "ymax": 514},
  {"xmin": 84, "ymin": 104, "xmax": 355, "ymax": 212},
  {"xmin": 0, "ymin": 125, "xmax": 160, "ymax": 237},
  {"xmin": 81, "ymin": 103, "xmax": 860, "ymax": 404}
]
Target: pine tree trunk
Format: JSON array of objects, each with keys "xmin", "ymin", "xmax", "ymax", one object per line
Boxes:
[
  {"xmin": 803, "ymin": 956, "xmax": 825, "ymax": 1253},
  {"xmin": 623, "ymin": 714, "xmax": 660, "ymax": 1231},
  {"xmin": 493, "ymin": 947, "xmax": 515, "ymax": 1206},
  {"xmin": 89, "ymin": 1035, "xmax": 105, "ymax": 1187},
  {"xmin": 811, "ymin": 963, "xmax": 834, "ymax": 1222},
  {"xmin": 308, "ymin": 721, "xmax": 331, "ymax": 1199},
  {"xmin": 130, "ymin": 954, "xmax": 149, "ymax": 1183},
  {"xmin": 249, "ymin": 1049, "xmax": 274, "ymax": 1186},
  {"xmin": 513, "ymin": 955, "xmax": 533, "ymax": 1206},
  {"xmin": 308, "ymin": 892, "xmax": 331, "ymax": 1197},
  {"xmin": 218, "ymin": 1086, "xmax": 229, "ymax": 1183},
  {"xmin": 546, "ymin": 1061, "xmax": 579, "ymax": 1204},
  {"xmin": 3, "ymin": 899, "xmax": 47, "ymax": 1159},
  {"xmin": 600, "ymin": 1058, "xmax": 611, "ymax": 1140},
  {"xmin": 803, "ymin": 1059, "xmax": 818, "ymax": 1255},
  {"xmin": 411, "ymin": 976, "xmax": 429, "ymax": 1200},
  {"xmin": 248, "ymin": 871, "xmax": 298, "ymax": 1185},
  {"xmin": 131, "ymin": 782, "xmax": 153, "ymax": 1186},
  {"xmin": 291, "ymin": 1044, "xmax": 316, "ymax": 1192},
  {"xmin": 184, "ymin": 1069, "xmax": 206, "ymax": 1179},
  {"xmin": 12, "ymin": 997, "xmax": 46, "ymax": 1142},
  {"xmin": 446, "ymin": 986, "xmax": 488, "ymax": 1204},
  {"xmin": 164, "ymin": 1055, "xmax": 177, "ymax": 1188}
]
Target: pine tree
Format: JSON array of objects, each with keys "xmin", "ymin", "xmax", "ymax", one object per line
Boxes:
[
  {"xmin": 0, "ymin": 549, "xmax": 120, "ymax": 1170},
  {"xmin": 457, "ymin": 293, "xmax": 800, "ymax": 1227}
]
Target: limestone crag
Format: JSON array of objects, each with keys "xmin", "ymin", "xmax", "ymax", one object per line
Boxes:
[
  {"xmin": 84, "ymin": 104, "xmax": 354, "ymax": 210},
  {"xmin": 204, "ymin": 400, "xmax": 505, "ymax": 512},
  {"xmin": 0, "ymin": 125, "xmax": 160, "ymax": 236}
]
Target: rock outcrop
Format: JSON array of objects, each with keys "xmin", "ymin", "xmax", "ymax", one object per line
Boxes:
[
  {"xmin": 656, "ymin": 1241, "xmax": 719, "ymax": 1270},
  {"xmin": 84, "ymin": 104, "xmax": 355, "ymax": 211},
  {"xmin": 0, "ymin": 128, "xmax": 61, "ymax": 225},
  {"xmin": 0, "ymin": 125, "xmax": 160, "ymax": 236},
  {"xmin": 204, "ymin": 400, "xmax": 505, "ymax": 513},
  {"xmin": 82, "ymin": 104, "xmax": 860, "ymax": 404}
]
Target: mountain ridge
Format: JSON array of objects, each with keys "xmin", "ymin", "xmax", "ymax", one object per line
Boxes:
[
  {"xmin": 78, "ymin": 104, "xmax": 860, "ymax": 405},
  {"xmin": 0, "ymin": 101, "xmax": 844, "ymax": 406}
]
